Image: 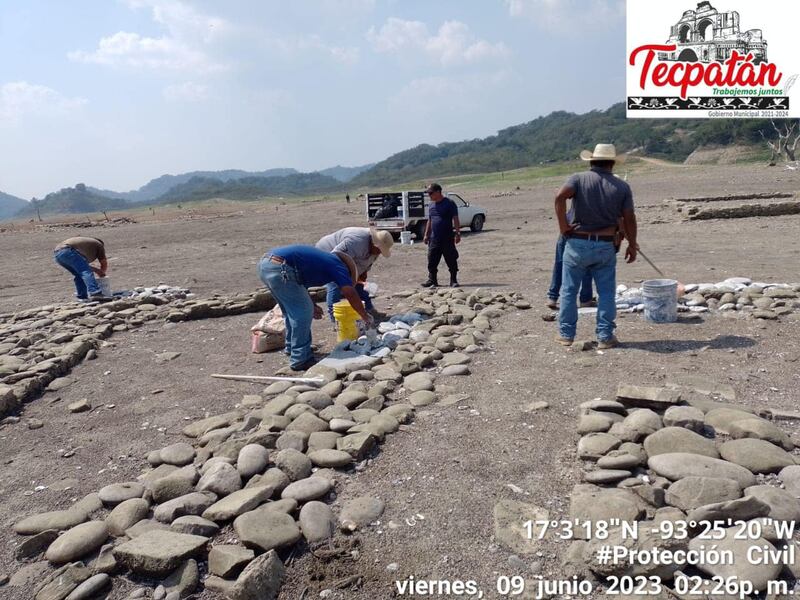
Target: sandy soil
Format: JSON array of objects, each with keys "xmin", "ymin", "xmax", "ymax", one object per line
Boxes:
[{"xmin": 1, "ymin": 163, "xmax": 799, "ymax": 599}]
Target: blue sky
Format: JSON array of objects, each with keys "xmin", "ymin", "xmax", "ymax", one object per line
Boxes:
[{"xmin": 0, "ymin": 0, "xmax": 626, "ymax": 198}]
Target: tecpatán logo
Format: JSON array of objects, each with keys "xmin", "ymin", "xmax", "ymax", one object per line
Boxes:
[{"xmin": 626, "ymin": 1, "xmax": 799, "ymax": 118}]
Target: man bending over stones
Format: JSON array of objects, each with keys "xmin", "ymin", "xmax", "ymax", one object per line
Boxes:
[
  {"xmin": 258, "ymin": 245, "xmax": 373, "ymax": 371},
  {"xmin": 316, "ymin": 227, "xmax": 394, "ymax": 320},
  {"xmin": 554, "ymin": 144, "xmax": 637, "ymax": 349},
  {"xmin": 53, "ymin": 237, "xmax": 111, "ymax": 301}
]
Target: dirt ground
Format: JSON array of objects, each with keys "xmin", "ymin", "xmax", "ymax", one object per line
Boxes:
[{"xmin": 1, "ymin": 163, "xmax": 800, "ymax": 599}]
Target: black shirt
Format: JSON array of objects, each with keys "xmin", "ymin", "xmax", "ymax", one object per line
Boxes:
[{"xmin": 429, "ymin": 197, "xmax": 458, "ymax": 241}]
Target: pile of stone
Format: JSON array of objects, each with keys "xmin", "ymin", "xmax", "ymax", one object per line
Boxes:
[
  {"xmin": 616, "ymin": 277, "xmax": 800, "ymax": 320},
  {"xmin": 0, "ymin": 287, "xmax": 329, "ymax": 419},
  {"xmin": 6, "ymin": 287, "xmax": 530, "ymax": 599},
  {"xmin": 566, "ymin": 381, "xmax": 800, "ymax": 590},
  {"xmin": 123, "ymin": 285, "xmax": 191, "ymax": 301},
  {"xmin": 670, "ymin": 192, "xmax": 800, "ymax": 221},
  {"xmin": 325, "ymin": 313, "xmax": 427, "ymax": 361}
]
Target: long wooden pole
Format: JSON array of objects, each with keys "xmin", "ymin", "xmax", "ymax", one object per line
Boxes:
[{"xmin": 210, "ymin": 373, "xmax": 326, "ymax": 386}]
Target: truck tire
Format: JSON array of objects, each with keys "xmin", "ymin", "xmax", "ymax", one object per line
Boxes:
[
  {"xmin": 413, "ymin": 220, "xmax": 427, "ymax": 241},
  {"xmin": 470, "ymin": 214, "xmax": 485, "ymax": 232}
]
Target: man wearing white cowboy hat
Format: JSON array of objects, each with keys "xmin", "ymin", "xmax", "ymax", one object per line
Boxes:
[
  {"xmin": 553, "ymin": 143, "xmax": 638, "ymax": 349},
  {"xmin": 258, "ymin": 245, "xmax": 372, "ymax": 371},
  {"xmin": 316, "ymin": 227, "xmax": 394, "ymax": 319}
]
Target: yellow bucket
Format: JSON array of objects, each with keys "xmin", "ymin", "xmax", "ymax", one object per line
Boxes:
[{"xmin": 333, "ymin": 300, "xmax": 360, "ymax": 342}]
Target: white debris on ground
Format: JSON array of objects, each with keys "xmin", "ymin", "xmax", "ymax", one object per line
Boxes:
[
  {"xmin": 326, "ymin": 313, "xmax": 427, "ymax": 361},
  {"xmin": 122, "ymin": 285, "xmax": 193, "ymax": 301},
  {"xmin": 615, "ymin": 277, "xmax": 800, "ymax": 320}
]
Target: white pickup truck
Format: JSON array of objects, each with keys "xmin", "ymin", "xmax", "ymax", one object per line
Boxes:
[{"xmin": 366, "ymin": 190, "xmax": 487, "ymax": 240}]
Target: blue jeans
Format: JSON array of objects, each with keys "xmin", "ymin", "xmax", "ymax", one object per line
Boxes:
[
  {"xmin": 258, "ymin": 257, "xmax": 314, "ymax": 369},
  {"xmin": 54, "ymin": 247, "xmax": 101, "ymax": 299},
  {"xmin": 558, "ymin": 238, "xmax": 617, "ymax": 341},
  {"xmin": 548, "ymin": 236, "xmax": 593, "ymax": 303},
  {"xmin": 326, "ymin": 282, "xmax": 373, "ymax": 322}
]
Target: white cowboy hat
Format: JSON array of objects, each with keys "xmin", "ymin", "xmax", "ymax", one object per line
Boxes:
[
  {"xmin": 333, "ymin": 251, "xmax": 359, "ymax": 285},
  {"xmin": 579, "ymin": 143, "xmax": 624, "ymax": 162},
  {"xmin": 369, "ymin": 228, "xmax": 394, "ymax": 258}
]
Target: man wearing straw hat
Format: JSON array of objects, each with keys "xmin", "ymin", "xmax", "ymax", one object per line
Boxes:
[
  {"xmin": 258, "ymin": 245, "xmax": 372, "ymax": 371},
  {"xmin": 316, "ymin": 227, "xmax": 394, "ymax": 320},
  {"xmin": 554, "ymin": 143, "xmax": 638, "ymax": 349}
]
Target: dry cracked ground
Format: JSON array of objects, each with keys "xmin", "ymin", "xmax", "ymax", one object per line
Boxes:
[{"xmin": 1, "ymin": 163, "xmax": 800, "ymax": 599}]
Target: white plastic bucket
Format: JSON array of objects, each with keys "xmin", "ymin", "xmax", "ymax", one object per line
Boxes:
[
  {"xmin": 97, "ymin": 276, "xmax": 112, "ymax": 296},
  {"xmin": 400, "ymin": 231, "xmax": 412, "ymax": 245},
  {"xmin": 642, "ymin": 279, "xmax": 678, "ymax": 323}
]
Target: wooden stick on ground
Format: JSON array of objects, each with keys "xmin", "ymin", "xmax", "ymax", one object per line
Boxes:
[{"xmin": 210, "ymin": 373, "xmax": 325, "ymax": 386}]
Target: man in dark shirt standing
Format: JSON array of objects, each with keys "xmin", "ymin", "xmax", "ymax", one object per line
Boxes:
[
  {"xmin": 554, "ymin": 144, "xmax": 637, "ymax": 349},
  {"xmin": 422, "ymin": 183, "xmax": 461, "ymax": 288}
]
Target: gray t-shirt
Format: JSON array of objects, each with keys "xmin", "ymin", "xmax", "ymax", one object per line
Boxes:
[
  {"xmin": 316, "ymin": 227, "xmax": 376, "ymax": 276},
  {"xmin": 564, "ymin": 168, "xmax": 634, "ymax": 232}
]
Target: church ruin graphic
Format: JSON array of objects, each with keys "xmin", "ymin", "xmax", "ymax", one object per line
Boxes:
[{"xmin": 658, "ymin": 1, "xmax": 767, "ymax": 63}]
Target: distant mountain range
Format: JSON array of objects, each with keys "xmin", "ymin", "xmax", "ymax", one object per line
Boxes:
[
  {"xmin": 0, "ymin": 191, "xmax": 28, "ymax": 219},
  {"xmin": 317, "ymin": 164, "xmax": 374, "ymax": 182},
  {"xmin": 1, "ymin": 102, "xmax": 781, "ymax": 219},
  {"xmin": 1, "ymin": 163, "xmax": 374, "ymax": 219},
  {"xmin": 88, "ymin": 168, "xmax": 299, "ymax": 203},
  {"xmin": 155, "ymin": 172, "xmax": 342, "ymax": 204},
  {"xmin": 86, "ymin": 163, "xmax": 373, "ymax": 204}
]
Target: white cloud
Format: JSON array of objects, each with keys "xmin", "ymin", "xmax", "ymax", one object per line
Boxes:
[
  {"xmin": 69, "ymin": 0, "xmax": 231, "ymax": 73},
  {"xmin": 163, "ymin": 81, "xmax": 209, "ymax": 102},
  {"xmin": 69, "ymin": 31, "xmax": 216, "ymax": 71},
  {"xmin": 388, "ymin": 69, "xmax": 513, "ymax": 115},
  {"xmin": 262, "ymin": 33, "xmax": 360, "ymax": 65},
  {"xmin": 367, "ymin": 18, "xmax": 509, "ymax": 66},
  {"xmin": 505, "ymin": 0, "xmax": 624, "ymax": 29},
  {"xmin": 127, "ymin": 0, "xmax": 232, "ymax": 42},
  {"xmin": 0, "ymin": 81, "xmax": 86, "ymax": 123},
  {"xmin": 329, "ymin": 45, "xmax": 361, "ymax": 65}
]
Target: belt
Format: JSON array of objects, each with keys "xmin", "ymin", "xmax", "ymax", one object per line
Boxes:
[{"xmin": 565, "ymin": 231, "xmax": 615, "ymax": 242}]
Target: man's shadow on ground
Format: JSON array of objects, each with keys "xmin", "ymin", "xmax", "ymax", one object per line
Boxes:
[{"xmin": 622, "ymin": 335, "xmax": 756, "ymax": 354}]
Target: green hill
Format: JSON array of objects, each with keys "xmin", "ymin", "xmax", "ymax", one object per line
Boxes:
[
  {"xmin": 318, "ymin": 164, "xmax": 374, "ymax": 182},
  {"xmin": 0, "ymin": 191, "xmax": 28, "ymax": 220},
  {"xmin": 154, "ymin": 172, "xmax": 342, "ymax": 204},
  {"xmin": 352, "ymin": 103, "xmax": 774, "ymax": 187},
  {"xmin": 89, "ymin": 167, "xmax": 299, "ymax": 202},
  {"xmin": 17, "ymin": 184, "xmax": 128, "ymax": 217}
]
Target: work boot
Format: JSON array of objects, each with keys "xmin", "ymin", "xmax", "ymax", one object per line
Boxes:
[
  {"xmin": 597, "ymin": 337, "xmax": 619, "ymax": 350},
  {"xmin": 554, "ymin": 334, "xmax": 574, "ymax": 346},
  {"xmin": 421, "ymin": 278, "xmax": 438, "ymax": 288},
  {"xmin": 290, "ymin": 356, "xmax": 319, "ymax": 372},
  {"xmin": 88, "ymin": 293, "xmax": 113, "ymax": 303}
]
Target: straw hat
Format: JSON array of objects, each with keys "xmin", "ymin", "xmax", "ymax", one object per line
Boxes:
[
  {"xmin": 333, "ymin": 251, "xmax": 359, "ymax": 285},
  {"xmin": 579, "ymin": 143, "xmax": 624, "ymax": 162},
  {"xmin": 370, "ymin": 228, "xmax": 394, "ymax": 257}
]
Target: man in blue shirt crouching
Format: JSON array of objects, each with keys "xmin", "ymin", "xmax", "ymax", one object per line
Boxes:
[{"xmin": 259, "ymin": 246, "xmax": 373, "ymax": 371}]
